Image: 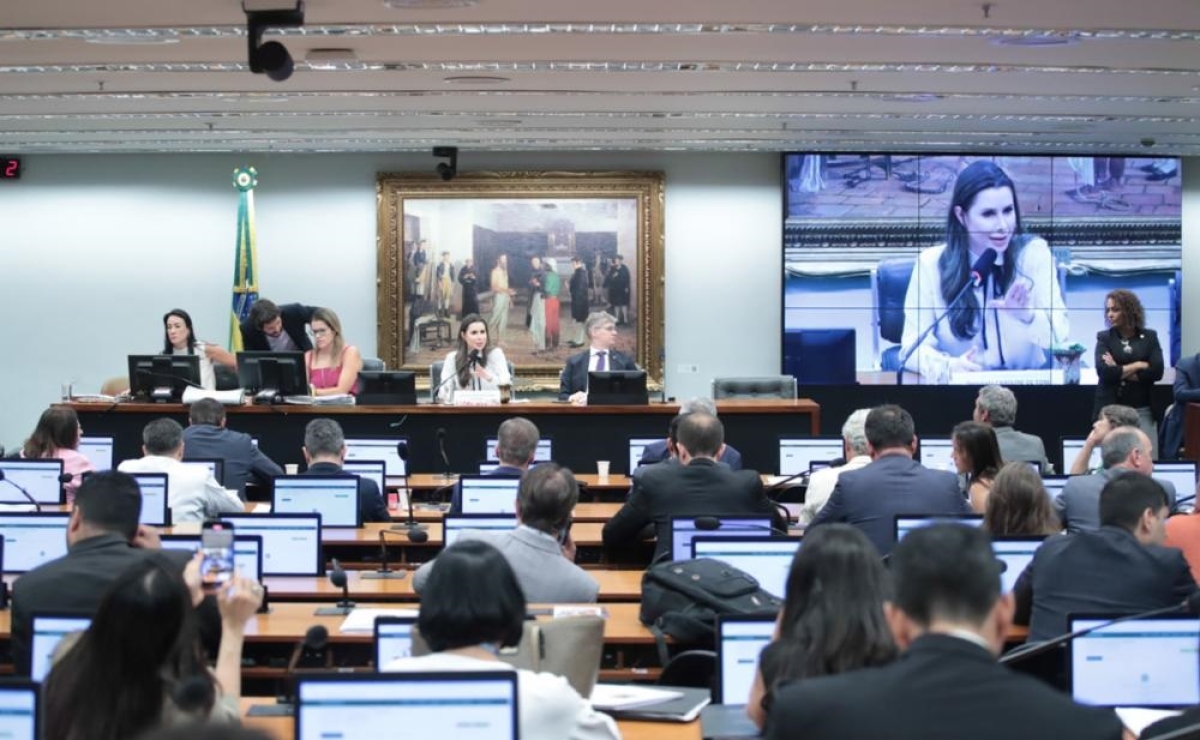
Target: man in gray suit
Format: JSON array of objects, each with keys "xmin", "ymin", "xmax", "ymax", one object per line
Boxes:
[
  {"xmin": 182, "ymin": 398, "xmax": 283, "ymax": 498},
  {"xmin": 414, "ymin": 463, "xmax": 598, "ymax": 603},
  {"xmin": 1056, "ymin": 426, "xmax": 1176, "ymax": 533},
  {"xmin": 973, "ymin": 385, "xmax": 1050, "ymax": 473}
]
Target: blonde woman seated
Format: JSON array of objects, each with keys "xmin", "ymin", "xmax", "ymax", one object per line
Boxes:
[
  {"xmin": 438, "ymin": 313, "xmax": 511, "ymax": 404},
  {"xmin": 304, "ymin": 308, "xmax": 363, "ymax": 396}
]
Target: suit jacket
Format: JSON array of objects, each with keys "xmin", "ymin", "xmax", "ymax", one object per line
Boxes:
[
  {"xmin": 993, "ymin": 425, "xmax": 1050, "ymax": 473},
  {"xmin": 1093, "ymin": 326, "xmax": 1164, "ymax": 415},
  {"xmin": 302, "ymin": 461, "xmax": 389, "ymax": 524},
  {"xmin": 1163, "ymin": 352, "xmax": 1200, "ymax": 459},
  {"xmin": 808, "ymin": 453, "xmax": 970, "ymax": 555},
  {"xmin": 637, "ymin": 439, "xmax": 743, "ymax": 470},
  {"xmin": 447, "ymin": 464, "xmax": 525, "ymax": 515},
  {"xmin": 1056, "ymin": 468, "xmax": 1177, "ymax": 534},
  {"xmin": 558, "ymin": 349, "xmax": 637, "ymax": 399},
  {"xmin": 763, "ymin": 634, "xmax": 1123, "ymax": 740},
  {"xmin": 11, "ymin": 534, "xmax": 196, "ymax": 675},
  {"xmin": 239, "ymin": 302, "xmax": 316, "ymax": 352},
  {"xmin": 183, "ymin": 424, "xmax": 283, "ymax": 498},
  {"xmin": 1013, "ymin": 526, "xmax": 1198, "ymax": 642},
  {"xmin": 413, "ymin": 525, "xmax": 599, "ymax": 603},
  {"xmin": 602, "ymin": 458, "xmax": 784, "ymax": 563}
]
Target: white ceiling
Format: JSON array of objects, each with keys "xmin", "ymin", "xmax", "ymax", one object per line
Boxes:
[{"xmin": 2, "ymin": 0, "xmax": 1199, "ymax": 153}]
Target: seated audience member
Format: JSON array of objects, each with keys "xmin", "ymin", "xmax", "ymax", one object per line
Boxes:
[
  {"xmin": 239, "ymin": 298, "xmax": 316, "ymax": 352},
  {"xmin": 973, "ymin": 385, "xmax": 1050, "ymax": 473},
  {"xmin": 118, "ymin": 418, "xmax": 243, "ymax": 523},
  {"xmin": 385, "ymin": 540, "xmax": 619, "ymax": 740},
  {"xmin": 1162, "ymin": 350, "xmax": 1200, "ymax": 460},
  {"xmin": 746, "ymin": 524, "xmax": 897, "ymax": 730},
  {"xmin": 416, "ymin": 464, "xmax": 598, "ymax": 602},
  {"xmin": 800, "ymin": 409, "xmax": 871, "ymax": 525},
  {"xmin": 637, "ymin": 397, "xmax": 743, "ymax": 470},
  {"xmin": 982, "ymin": 463, "xmax": 1061, "ymax": 537},
  {"xmin": 11, "ymin": 471, "xmax": 203, "ymax": 675},
  {"xmin": 44, "ymin": 555, "xmax": 262, "ymax": 740},
  {"xmin": 304, "ymin": 307, "xmax": 363, "ymax": 396},
  {"xmin": 764, "ymin": 525, "xmax": 1125, "ymax": 740},
  {"xmin": 1166, "ymin": 502, "xmax": 1200, "ymax": 583},
  {"xmin": 559, "ymin": 311, "xmax": 638, "ymax": 404},
  {"xmin": 182, "ymin": 398, "xmax": 282, "ymax": 498},
  {"xmin": 1068, "ymin": 403, "xmax": 1139, "ymax": 475},
  {"xmin": 300, "ymin": 418, "xmax": 389, "ymax": 523},
  {"xmin": 1056, "ymin": 426, "xmax": 1176, "ymax": 533},
  {"xmin": 602, "ymin": 412, "xmax": 784, "ymax": 563},
  {"xmin": 809, "ymin": 405, "xmax": 970, "ymax": 555},
  {"xmin": 952, "ymin": 421, "xmax": 1004, "ymax": 512},
  {"xmin": 20, "ymin": 406, "xmax": 92, "ymax": 503},
  {"xmin": 1014, "ymin": 474, "xmax": 1196, "ymax": 643},
  {"xmin": 448, "ymin": 417, "xmax": 539, "ymax": 515}
]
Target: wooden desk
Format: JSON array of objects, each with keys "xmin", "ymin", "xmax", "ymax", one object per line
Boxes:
[{"xmin": 260, "ymin": 569, "xmax": 643, "ymax": 603}]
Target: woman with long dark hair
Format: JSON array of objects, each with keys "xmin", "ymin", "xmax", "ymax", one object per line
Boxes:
[
  {"xmin": 20, "ymin": 406, "xmax": 92, "ymax": 503},
  {"xmin": 746, "ymin": 524, "xmax": 897, "ymax": 729},
  {"xmin": 900, "ymin": 160, "xmax": 1068, "ymax": 383},
  {"xmin": 1093, "ymin": 288, "xmax": 1163, "ymax": 456},
  {"xmin": 982, "ymin": 462, "xmax": 1061, "ymax": 536},
  {"xmin": 162, "ymin": 309, "xmax": 234, "ymax": 391},
  {"xmin": 436, "ymin": 313, "xmax": 511, "ymax": 403},
  {"xmin": 952, "ymin": 420, "xmax": 1004, "ymax": 512}
]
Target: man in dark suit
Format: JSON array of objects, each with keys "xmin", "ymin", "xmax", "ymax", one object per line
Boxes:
[
  {"xmin": 300, "ymin": 418, "xmax": 389, "ymax": 523},
  {"xmin": 1162, "ymin": 351, "xmax": 1200, "ymax": 460},
  {"xmin": 1056, "ymin": 426, "xmax": 1177, "ymax": 533},
  {"xmin": 636, "ymin": 397, "xmax": 743, "ymax": 471},
  {"xmin": 183, "ymin": 398, "xmax": 283, "ymax": 498},
  {"xmin": 10, "ymin": 471, "xmax": 203, "ymax": 675},
  {"xmin": 559, "ymin": 311, "xmax": 638, "ymax": 403},
  {"xmin": 1015, "ymin": 473, "xmax": 1196, "ymax": 642},
  {"xmin": 973, "ymin": 384, "xmax": 1050, "ymax": 473},
  {"xmin": 447, "ymin": 417, "xmax": 539, "ymax": 515},
  {"xmin": 239, "ymin": 298, "xmax": 317, "ymax": 352},
  {"xmin": 764, "ymin": 524, "xmax": 1124, "ymax": 740},
  {"xmin": 808, "ymin": 404, "xmax": 970, "ymax": 555},
  {"xmin": 602, "ymin": 413, "xmax": 784, "ymax": 563}
]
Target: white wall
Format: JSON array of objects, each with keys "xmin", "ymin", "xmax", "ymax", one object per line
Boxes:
[{"xmin": 0, "ymin": 150, "xmax": 782, "ymax": 449}]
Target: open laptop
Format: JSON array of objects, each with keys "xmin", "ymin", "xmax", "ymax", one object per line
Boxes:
[
  {"xmin": 485, "ymin": 437, "xmax": 552, "ymax": 464},
  {"xmin": 442, "ymin": 515, "xmax": 514, "ymax": 548},
  {"xmin": 991, "ymin": 536, "xmax": 1046, "ymax": 594},
  {"xmin": 668, "ymin": 516, "xmax": 774, "ymax": 563},
  {"xmin": 701, "ymin": 614, "xmax": 776, "ymax": 739},
  {"xmin": 342, "ymin": 460, "xmax": 386, "ymax": 496},
  {"xmin": 296, "ymin": 671, "xmax": 519, "ymax": 740},
  {"xmin": 128, "ymin": 472, "xmax": 170, "ymax": 527},
  {"xmin": 272, "ymin": 475, "xmax": 362, "ymax": 528},
  {"xmin": 893, "ymin": 514, "xmax": 984, "ymax": 544},
  {"xmin": 691, "ymin": 536, "xmax": 802, "ymax": 600},
  {"xmin": 1155, "ymin": 461, "xmax": 1198, "ymax": 505},
  {"xmin": 217, "ymin": 513, "xmax": 324, "ymax": 576},
  {"xmin": 160, "ymin": 534, "xmax": 264, "ymax": 582},
  {"xmin": 628, "ymin": 437, "xmax": 661, "ymax": 473},
  {"xmin": 0, "ymin": 680, "xmax": 40, "ymax": 740},
  {"xmin": 77, "ymin": 435, "xmax": 114, "ymax": 472},
  {"xmin": 0, "ymin": 513, "xmax": 70, "ymax": 573},
  {"xmin": 458, "ymin": 476, "xmax": 522, "ymax": 516},
  {"xmin": 917, "ymin": 437, "xmax": 955, "ymax": 472},
  {"xmin": 1041, "ymin": 475, "xmax": 1069, "ymax": 503},
  {"xmin": 344, "ymin": 437, "xmax": 409, "ymax": 479},
  {"xmin": 1061, "ymin": 437, "xmax": 1101, "ymax": 473},
  {"xmin": 0, "ymin": 459, "xmax": 65, "ymax": 505},
  {"xmin": 374, "ymin": 615, "xmax": 419, "ymax": 669},
  {"xmin": 777, "ymin": 437, "xmax": 843, "ymax": 476},
  {"xmin": 1069, "ymin": 614, "xmax": 1200, "ymax": 708},
  {"xmin": 182, "ymin": 458, "xmax": 224, "ymax": 486},
  {"xmin": 30, "ymin": 612, "xmax": 92, "ymax": 682}
]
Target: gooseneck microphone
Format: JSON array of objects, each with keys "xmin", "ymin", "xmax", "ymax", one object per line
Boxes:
[
  {"xmin": 693, "ymin": 515, "xmax": 789, "ymax": 537},
  {"xmin": 895, "ymin": 247, "xmax": 998, "ymax": 385},
  {"xmin": 0, "ymin": 470, "xmax": 41, "ymax": 511},
  {"xmin": 393, "ymin": 441, "xmax": 426, "ymax": 535},
  {"xmin": 289, "ymin": 625, "xmax": 332, "ymax": 671},
  {"xmin": 435, "ymin": 427, "xmax": 452, "ymax": 479},
  {"xmin": 313, "ymin": 559, "xmax": 356, "ymax": 616}
]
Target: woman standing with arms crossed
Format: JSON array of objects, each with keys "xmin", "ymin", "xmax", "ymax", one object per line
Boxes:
[{"xmin": 1093, "ymin": 288, "xmax": 1163, "ymax": 456}]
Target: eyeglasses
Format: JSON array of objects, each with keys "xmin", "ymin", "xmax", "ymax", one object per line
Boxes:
[{"xmin": 312, "ymin": 328, "xmax": 331, "ymax": 336}]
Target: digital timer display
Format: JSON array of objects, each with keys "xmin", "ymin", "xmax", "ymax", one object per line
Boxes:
[{"xmin": 2, "ymin": 157, "xmax": 21, "ymax": 179}]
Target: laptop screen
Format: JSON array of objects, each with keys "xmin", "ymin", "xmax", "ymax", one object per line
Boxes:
[
  {"xmin": 181, "ymin": 458, "xmax": 224, "ymax": 484},
  {"xmin": 1070, "ymin": 616, "xmax": 1200, "ymax": 708},
  {"xmin": 1062, "ymin": 438, "xmax": 1101, "ymax": 473},
  {"xmin": 30, "ymin": 614, "xmax": 92, "ymax": 682},
  {"xmin": 345, "ymin": 438, "xmax": 409, "ymax": 477},
  {"xmin": 442, "ymin": 516, "xmax": 514, "ymax": 547},
  {"xmin": 628, "ymin": 437, "xmax": 661, "ymax": 473},
  {"xmin": 918, "ymin": 437, "xmax": 955, "ymax": 472},
  {"xmin": 297, "ymin": 672, "xmax": 519, "ymax": 740},
  {"xmin": 459, "ymin": 477, "xmax": 521, "ymax": 515},
  {"xmin": 78, "ymin": 436, "xmax": 114, "ymax": 472},
  {"xmin": 692, "ymin": 536, "xmax": 802, "ymax": 599},
  {"xmin": 894, "ymin": 515, "xmax": 984, "ymax": 544},
  {"xmin": 0, "ymin": 682, "xmax": 39, "ymax": 740},
  {"xmin": 342, "ymin": 460, "xmax": 386, "ymax": 496},
  {"xmin": 273, "ymin": 476, "xmax": 361, "ymax": 528},
  {"xmin": 0, "ymin": 514, "xmax": 70, "ymax": 573},
  {"xmin": 374, "ymin": 616, "xmax": 419, "ymax": 669},
  {"xmin": 217, "ymin": 514, "xmax": 323, "ymax": 576},
  {"xmin": 1154, "ymin": 462, "xmax": 1197, "ymax": 503},
  {"xmin": 1041, "ymin": 475, "xmax": 1068, "ymax": 503},
  {"xmin": 778, "ymin": 438, "xmax": 843, "ymax": 476},
  {"xmin": 992, "ymin": 537, "xmax": 1046, "ymax": 594},
  {"xmin": 485, "ymin": 438, "xmax": 552, "ymax": 464},
  {"xmin": 129, "ymin": 473, "xmax": 170, "ymax": 527},
  {"xmin": 669, "ymin": 517, "xmax": 773, "ymax": 563},
  {"xmin": 0, "ymin": 459, "xmax": 64, "ymax": 505},
  {"xmin": 160, "ymin": 534, "xmax": 264, "ymax": 582},
  {"xmin": 716, "ymin": 615, "xmax": 776, "ymax": 705}
]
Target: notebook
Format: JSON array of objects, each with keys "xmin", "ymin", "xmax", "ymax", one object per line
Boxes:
[
  {"xmin": 917, "ymin": 437, "xmax": 955, "ymax": 472},
  {"xmin": 344, "ymin": 438, "xmax": 409, "ymax": 478},
  {"xmin": 129, "ymin": 472, "xmax": 170, "ymax": 527},
  {"xmin": 1070, "ymin": 615, "xmax": 1200, "ymax": 708},
  {"xmin": 715, "ymin": 614, "xmax": 776, "ymax": 705},
  {"xmin": 181, "ymin": 458, "xmax": 224, "ymax": 485},
  {"xmin": 485, "ymin": 437, "xmax": 552, "ymax": 463},
  {"xmin": 0, "ymin": 459, "xmax": 64, "ymax": 505},
  {"xmin": 373, "ymin": 616, "xmax": 418, "ymax": 668},
  {"xmin": 160, "ymin": 534, "xmax": 264, "ymax": 581},
  {"xmin": 442, "ymin": 515, "xmax": 514, "ymax": 547},
  {"xmin": 628, "ymin": 437, "xmax": 662, "ymax": 473},
  {"xmin": 1062, "ymin": 437, "xmax": 1101, "ymax": 472},
  {"xmin": 77, "ymin": 435, "xmax": 114, "ymax": 472}
]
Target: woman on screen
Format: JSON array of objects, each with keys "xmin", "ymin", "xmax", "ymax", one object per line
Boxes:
[
  {"xmin": 163, "ymin": 309, "xmax": 233, "ymax": 391},
  {"xmin": 437, "ymin": 313, "xmax": 511, "ymax": 404},
  {"xmin": 20, "ymin": 406, "xmax": 92, "ymax": 503},
  {"xmin": 900, "ymin": 161, "xmax": 1068, "ymax": 383},
  {"xmin": 384, "ymin": 540, "xmax": 619, "ymax": 740},
  {"xmin": 1093, "ymin": 289, "xmax": 1163, "ymax": 454},
  {"xmin": 952, "ymin": 421, "xmax": 1004, "ymax": 512},
  {"xmin": 982, "ymin": 462, "xmax": 1060, "ymax": 536},
  {"xmin": 304, "ymin": 307, "xmax": 363, "ymax": 397},
  {"xmin": 746, "ymin": 524, "xmax": 896, "ymax": 730}
]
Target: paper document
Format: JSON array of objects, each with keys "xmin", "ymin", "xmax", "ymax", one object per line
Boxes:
[
  {"xmin": 182, "ymin": 387, "xmax": 245, "ymax": 405},
  {"xmin": 339, "ymin": 607, "xmax": 420, "ymax": 633},
  {"xmin": 1114, "ymin": 707, "xmax": 1180, "ymax": 736},
  {"xmin": 590, "ymin": 684, "xmax": 683, "ymax": 711}
]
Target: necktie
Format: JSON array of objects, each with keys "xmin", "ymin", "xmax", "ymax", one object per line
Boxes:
[{"xmin": 596, "ymin": 351, "xmax": 607, "ymax": 372}]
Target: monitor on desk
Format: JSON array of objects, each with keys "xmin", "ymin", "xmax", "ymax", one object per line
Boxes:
[
  {"xmin": 1061, "ymin": 437, "xmax": 1101, "ymax": 473},
  {"xmin": 669, "ymin": 516, "xmax": 774, "ymax": 563},
  {"xmin": 1070, "ymin": 615, "xmax": 1200, "ymax": 708},
  {"xmin": 236, "ymin": 351, "xmax": 307, "ymax": 400},
  {"xmin": 217, "ymin": 513, "xmax": 323, "ymax": 576},
  {"xmin": 30, "ymin": 613, "xmax": 92, "ymax": 683},
  {"xmin": 273, "ymin": 475, "xmax": 361, "ymax": 528},
  {"xmin": 587, "ymin": 370, "xmax": 648, "ymax": 406},
  {"xmin": 459, "ymin": 476, "xmax": 522, "ymax": 516},
  {"xmin": 374, "ymin": 615, "xmax": 419, "ymax": 669},
  {"xmin": 0, "ymin": 459, "xmax": 64, "ymax": 505},
  {"xmin": 894, "ymin": 514, "xmax": 983, "ymax": 544},
  {"xmin": 181, "ymin": 458, "xmax": 224, "ymax": 486},
  {"xmin": 127, "ymin": 354, "xmax": 201, "ymax": 402},
  {"xmin": 345, "ymin": 438, "xmax": 409, "ymax": 478},
  {"xmin": 129, "ymin": 472, "xmax": 170, "ymax": 527},
  {"xmin": 692, "ymin": 536, "xmax": 802, "ymax": 600},
  {"xmin": 1041, "ymin": 475, "xmax": 1068, "ymax": 503},
  {"xmin": 715, "ymin": 614, "xmax": 777, "ymax": 705},
  {"xmin": 992, "ymin": 536, "xmax": 1046, "ymax": 594},
  {"xmin": 627, "ymin": 436, "xmax": 662, "ymax": 474},
  {"xmin": 442, "ymin": 515, "xmax": 515, "ymax": 547},
  {"xmin": 1155, "ymin": 461, "xmax": 1197, "ymax": 504},
  {"xmin": 357, "ymin": 371, "xmax": 418, "ymax": 406},
  {"xmin": 342, "ymin": 460, "xmax": 386, "ymax": 497},
  {"xmin": 160, "ymin": 534, "xmax": 264, "ymax": 582},
  {"xmin": 777, "ymin": 437, "xmax": 843, "ymax": 476},
  {"xmin": 917, "ymin": 437, "xmax": 955, "ymax": 472},
  {"xmin": 485, "ymin": 437, "xmax": 552, "ymax": 464},
  {"xmin": 0, "ymin": 681, "xmax": 39, "ymax": 740},
  {"xmin": 77, "ymin": 435, "xmax": 114, "ymax": 472},
  {"xmin": 0, "ymin": 513, "xmax": 70, "ymax": 573}
]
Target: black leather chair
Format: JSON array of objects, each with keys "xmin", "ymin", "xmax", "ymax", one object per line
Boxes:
[
  {"xmin": 874, "ymin": 257, "xmax": 915, "ymax": 371},
  {"xmin": 214, "ymin": 364, "xmax": 240, "ymax": 391},
  {"xmin": 658, "ymin": 649, "xmax": 717, "ymax": 696},
  {"xmin": 712, "ymin": 376, "xmax": 797, "ymax": 400}
]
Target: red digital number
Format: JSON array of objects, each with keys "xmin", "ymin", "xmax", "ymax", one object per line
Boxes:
[{"xmin": 3, "ymin": 160, "xmax": 17, "ymax": 178}]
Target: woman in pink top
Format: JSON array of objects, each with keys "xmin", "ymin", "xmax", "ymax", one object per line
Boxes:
[
  {"xmin": 21, "ymin": 407, "xmax": 93, "ymax": 503},
  {"xmin": 305, "ymin": 307, "xmax": 363, "ymax": 396}
]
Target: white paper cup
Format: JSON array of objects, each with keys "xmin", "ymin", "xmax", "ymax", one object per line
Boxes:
[
  {"xmin": 597, "ymin": 461, "xmax": 610, "ymax": 479},
  {"xmin": 285, "ymin": 464, "xmax": 299, "ymax": 475}
]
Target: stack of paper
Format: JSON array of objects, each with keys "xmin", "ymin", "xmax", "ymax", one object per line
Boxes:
[
  {"xmin": 182, "ymin": 387, "xmax": 245, "ymax": 405},
  {"xmin": 339, "ymin": 607, "xmax": 419, "ymax": 633}
]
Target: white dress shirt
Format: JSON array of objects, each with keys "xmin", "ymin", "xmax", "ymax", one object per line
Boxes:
[
  {"xmin": 800, "ymin": 454, "xmax": 872, "ymax": 525},
  {"xmin": 117, "ymin": 455, "xmax": 243, "ymax": 523}
]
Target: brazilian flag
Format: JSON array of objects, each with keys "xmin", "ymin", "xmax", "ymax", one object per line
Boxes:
[{"xmin": 230, "ymin": 166, "xmax": 259, "ymax": 352}]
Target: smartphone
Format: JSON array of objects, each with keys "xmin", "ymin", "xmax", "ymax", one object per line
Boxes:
[
  {"xmin": 557, "ymin": 517, "xmax": 574, "ymax": 546},
  {"xmin": 200, "ymin": 521, "xmax": 235, "ymax": 590}
]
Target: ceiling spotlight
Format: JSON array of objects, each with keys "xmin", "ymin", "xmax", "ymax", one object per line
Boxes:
[
  {"xmin": 433, "ymin": 145, "xmax": 458, "ymax": 181},
  {"xmin": 245, "ymin": 1, "xmax": 305, "ymax": 82}
]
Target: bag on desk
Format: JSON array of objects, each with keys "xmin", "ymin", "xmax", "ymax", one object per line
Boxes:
[{"xmin": 639, "ymin": 558, "xmax": 781, "ymax": 663}]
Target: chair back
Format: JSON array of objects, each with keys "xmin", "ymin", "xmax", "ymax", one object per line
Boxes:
[
  {"xmin": 429, "ymin": 361, "xmax": 445, "ymax": 402},
  {"xmin": 361, "ymin": 357, "xmax": 386, "ymax": 372},
  {"xmin": 875, "ymin": 257, "xmax": 915, "ymax": 344},
  {"xmin": 712, "ymin": 376, "xmax": 797, "ymax": 400}
]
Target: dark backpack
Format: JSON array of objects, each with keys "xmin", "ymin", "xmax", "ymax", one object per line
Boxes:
[{"xmin": 639, "ymin": 558, "xmax": 782, "ymax": 664}]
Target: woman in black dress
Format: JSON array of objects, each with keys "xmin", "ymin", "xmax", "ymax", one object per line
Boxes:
[
  {"xmin": 1093, "ymin": 288, "xmax": 1163, "ymax": 455},
  {"xmin": 457, "ymin": 258, "xmax": 479, "ymax": 318}
]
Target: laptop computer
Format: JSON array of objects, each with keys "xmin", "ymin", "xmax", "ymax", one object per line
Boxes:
[
  {"xmin": 893, "ymin": 514, "xmax": 984, "ymax": 544},
  {"xmin": 182, "ymin": 458, "xmax": 225, "ymax": 486},
  {"xmin": 272, "ymin": 475, "xmax": 362, "ymax": 528},
  {"xmin": 373, "ymin": 615, "xmax": 419, "ymax": 669},
  {"xmin": 442, "ymin": 515, "xmax": 515, "ymax": 548},
  {"xmin": 160, "ymin": 534, "xmax": 264, "ymax": 582},
  {"xmin": 77, "ymin": 435, "xmax": 114, "ymax": 472},
  {"xmin": 0, "ymin": 680, "xmax": 40, "ymax": 740},
  {"xmin": 1155, "ymin": 461, "xmax": 1197, "ymax": 504},
  {"xmin": 485, "ymin": 437, "xmax": 552, "ymax": 463},
  {"xmin": 0, "ymin": 513, "xmax": 70, "ymax": 573},
  {"xmin": 0, "ymin": 459, "xmax": 64, "ymax": 505},
  {"xmin": 30, "ymin": 612, "xmax": 92, "ymax": 682},
  {"xmin": 628, "ymin": 437, "xmax": 661, "ymax": 474},
  {"xmin": 701, "ymin": 614, "xmax": 776, "ymax": 739},
  {"xmin": 344, "ymin": 437, "xmax": 409, "ymax": 479},
  {"xmin": 691, "ymin": 536, "xmax": 802, "ymax": 600},
  {"xmin": 1069, "ymin": 614, "xmax": 1200, "ymax": 708},
  {"xmin": 217, "ymin": 513, "xmax": 324, "ymax": 576},
  {"xmin": 1061, "ymin": 437, "xmax": 1101, "ymax": 473},
  {"xmin": 777, "ymin": 437, "xmax": 843, "ymax": 476},
  {"xmin": 342, "ymin": 460, "xmax": 386, "ymax": 497},
  {"xmin": 991, "ymin": 536, "xmax": 1046, "ymax": 594},
  {"xmin": 458, "ymin": 476, "xmax": 522, "ymax": 516},
  {"xmin": 917, "ymin": 437, "xmax": 955, "ymax": 472},
  {"xmin": 1041, "ymin": 475, "xmax": 1069, "ymax": 503},
  {"xmin": 128, "ymin": 472, "xmax": 170, "ymax": 527},
  {"xmin": 295, "ymin": 671, "xmax": 519, "ymax": 740},
  {"xmin": 668, "ymin": 516, "xmax": 774, "ymax": 563}
]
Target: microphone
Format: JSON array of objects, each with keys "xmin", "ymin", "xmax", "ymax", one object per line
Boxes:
[
  {"xmin": 693, "ymin": 515, "xmax": 789, "ymax": 537},
  {"xmin": 313, "ymin": 559, "xmax": 356, "ymax": 616},
  {"xmin": 999, "ymin": 591, "xmax": 1200, "ymax": 665},
  {"xmin": 0, "ymin": 470, "xmax": 42, "ymax": 511},
  {"xmin": 390, "ymin": 441, "xmax": 426, "ymax": 536},
  {"xmin": 363, "ymin": 529, "xmax": 420, "ymax": 581},
  {"xmin": 435, "ymin": 427, "xmax": 452, "ymax": 479},
  {"xmin": 288, "ymin": 625, "xmax": 332, "ymax": 671},
  {"xmin": 895, "ymin": 247, "xmax": 998, "ymax": 385}
]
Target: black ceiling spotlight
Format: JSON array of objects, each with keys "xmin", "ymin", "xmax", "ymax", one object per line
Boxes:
[
  {"xmin": 433, "ymin": 146, "xmax": 458, "ymax": 181},
  {"xmin": 244, "ymin": 0, "xmax": 305, "ymax": 82}
]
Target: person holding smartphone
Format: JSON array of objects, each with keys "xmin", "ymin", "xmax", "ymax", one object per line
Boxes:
[{"xmin": 413, "ymin": 464, "xmax": 598, "ymax": 603}]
